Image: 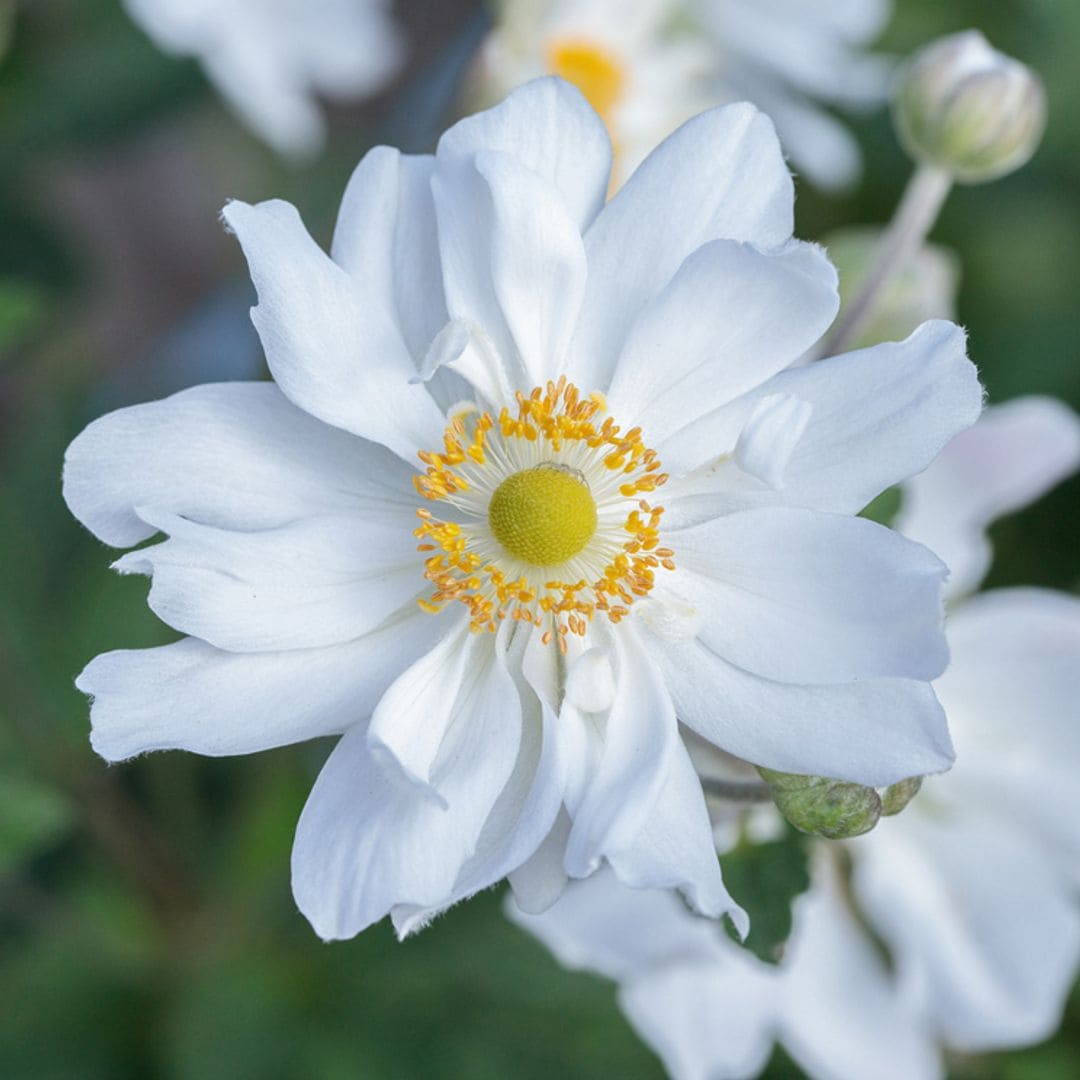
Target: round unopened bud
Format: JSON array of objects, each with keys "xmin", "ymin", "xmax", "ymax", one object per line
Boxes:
[
  {"xmin": 893, "ymin": 30, "xmax": 1046, "ymax": 183},
  {"xmin": 758, "ymin": 768, "xmax": 881, "ymax": 840}
]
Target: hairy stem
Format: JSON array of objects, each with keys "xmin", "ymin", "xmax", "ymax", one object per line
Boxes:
[{"xmin": 817, "ymin": 164, "xmax": 953, "ymax": 359}]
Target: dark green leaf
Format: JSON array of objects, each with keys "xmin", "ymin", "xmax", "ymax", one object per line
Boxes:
[{"xmin": 720, "ymin": 826, "xmax": 812, "ymax": 964}]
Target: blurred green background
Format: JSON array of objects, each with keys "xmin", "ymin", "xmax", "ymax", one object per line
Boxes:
[{"xmin": 1, "ymin": 1, "xmax": 1077, "ymax": 1077}]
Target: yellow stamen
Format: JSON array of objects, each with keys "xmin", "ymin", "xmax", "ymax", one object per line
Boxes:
[{"xmin": 413, "ymin": 379, "xmax": 673, "ymax": 642}]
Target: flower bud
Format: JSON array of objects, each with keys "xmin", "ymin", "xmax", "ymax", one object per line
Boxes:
[
  {"xmin": 758, "ymin": 768, "xmax": 881, "ymax": 840},
  {"xmin": 893, "ymin": 30, "xmax": 1046, "ymax": 183},
  {"xmin": 881, "ymin": 776, "xmax": 923, "ymax": 816}
]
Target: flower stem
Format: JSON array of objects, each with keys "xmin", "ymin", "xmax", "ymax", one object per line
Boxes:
[
  {"xmin": 699, "ymin": 776, "xmax": 774, "ymax": 803},
  {"xmin": 817, "ymin": 164, "xmax": 953, "ymax": 359}
]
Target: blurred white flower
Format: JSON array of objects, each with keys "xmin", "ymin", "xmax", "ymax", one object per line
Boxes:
[
  {"xmin": 473, "ymin": 0, "xmax": 893, "ymax": 188},
  {"xmin": 122, "ymin": 0, "xmax": 404, "ymax": 156},
  {"xmin": 511, "ymin": 396, "xmax": 1080, "ymax": 1080},
  {"xmin": 65, "ymin": 79, "xmax": 978, "ymax": 943}
]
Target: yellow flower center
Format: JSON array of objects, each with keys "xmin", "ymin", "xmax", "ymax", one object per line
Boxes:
[
  {"xmin": 547, "ymin": 38, "xmax": 625, "ymax": 127},
  {"xmin": 488, "ymin": 464, "xmax": 598, "ymax": 566},
  {"xmin": 413, "ymin": 379, "xmax": 674, "ymax": 650}
]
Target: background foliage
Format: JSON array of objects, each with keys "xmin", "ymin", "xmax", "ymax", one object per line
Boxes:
[{"xmin": 1, "ymin": 1, "xmax": 1077, "ymax": 1076}]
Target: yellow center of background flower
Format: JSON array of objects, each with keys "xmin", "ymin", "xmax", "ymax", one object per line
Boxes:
[
  {"xmin": 488, "ymin": 464, "xmax": 598, "ymax": 567},
  {"xmin": 547, "ymin": 39, "xmax": 625, "ymax": 126}
]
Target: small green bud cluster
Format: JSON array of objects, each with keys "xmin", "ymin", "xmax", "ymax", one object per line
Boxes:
[
  {"xmin": 893, "ymin": 30, "xmax": 1046, "ymax": 184},
  {"xmin": 758, "ymin": 768, "xmax": 923, "ymax": 840}
]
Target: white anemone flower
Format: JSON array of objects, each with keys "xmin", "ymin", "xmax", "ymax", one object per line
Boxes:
[
  {"xmin": 122, "ymin": 0, "xmax": 404, "ymax": 156},
  {"xmin": 64, "ymin": 79, "xmax": 980, "ymax": 942},
  {"xmin": 511, "ymin": 396, "xmax": 1080, "ymax": 1080},
  {"xmin": 474, "ymin": 0, "xmax": 892, "ymax": 188}
]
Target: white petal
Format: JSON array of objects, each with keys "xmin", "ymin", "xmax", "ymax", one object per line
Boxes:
[
  {"xmin": 778, "ymin": 868, "xmax": 941, "ymax": 1080},
  {"xmin": 650, "ymin": 630, "xmax": 953, "ymax": 786},
  {"xmin": 522, "ymin": 620, "xmax": 560, "ymax": 713},
  {"xmin": 508, "ymin": 867, "xmax": 730, "ymax": 982},
  {"xmin": 113, "ymin": 508, "xmax": 421, "ymax": 652},
  {"xmin": 80, "ymin": 609, "xmax": 444, "ymax": 762},
  {"xmin": 432, "ymin": 150, "xmax": 587, "ymax": 399},
  {"xmin": 126, "ymin": 0, "xmax": 404, "ymax": 156},
  {"xmin": 292, "ymin": 631, "xmax": 523, "ymax": 940},
  {"xmin": 508, "ymin": 810, "xmax": 572, "ymax": 915},
  {"xmin": 563, "ymin": 624, "xmax": 679, "ymax": 878},
  {"xmin": 758, "ymin": 88, "xmax": 865, "ymax": 192},
  {"xmin": 855, "ymin": 813, "xmax": 1080, "ymax": 1051},
  {"xmin": 436, "ymin": 76, "xmax": 612, "ymax": 233},
  {"xmin": 605, "ymin": 239, "xmax": 837, "ymax": 459},
  {"xmin": 394, "ymin": 626, "xmax": 570, "ymax": 934},
  {"xmin": 712, "ymin": 0, "xmax": 891, "ymax": 105},
  {"xmin": 476, "ymin": 149, "xmax": 588, "ymax": 390},
  {"xmin": 663, "ymin": 321, "xmax": 982, "ymax": 511},
  {"xmin": 63, "ymin": 382, "xmax": 413, "ymax": 548},
  {"xmin": 452, "ymin": 703, "xmax": 564, "ymax": 903},
  {"xmin": 897, "ymin": 397, "xmax": 1080, "ymax": 599},
  {"xmin": 620, "ymin": 961, "xmax": 777, "ymax": 1080},
  {"xmin": 509, "ymin": 871, "xmax": 772, "ymax": 1080},
  {"xmin": 223, "ymin": 198, "xmax": 446, "ymax": 460},
  {"xmin": 568, "ymin": 103, "xmax": 794, "ymax": 392},
  {"xmin": 564, "ymin": 648, "xmax": 617, "ymax": 714},
  {"xmin": 608, "ymin": 737, "xmax": 744, "ymax": 926},
  {"xmin": 331, "ymin": 145, "xmax": 447, "ymax": 360},
  {"xmin": 733, "ymin": 393, "xmax": 813, "ymax": 490},
  {"xmin": 936, "ymin": 589, "xmax": 1080, "ymax": 867},
  {"xmin": 367, "ymin": 617, "xmax": 486, "ymax": 800},
  {"xmin": 670, "ymin": 508, "xmax": 949, "ymax": 684}
]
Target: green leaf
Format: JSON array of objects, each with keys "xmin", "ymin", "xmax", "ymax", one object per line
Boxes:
[
  {"xmin": 0, "ymin": 772, "xmax": 73, "ymax": 871},
  {"xmin": 0, "ymin": 3, "xmax": 14, "ymax": 67},
  {"xmin": 859, "ymin": 485, "xmax": 903, "ymax": 526},
  {"xmin": 720, "ymin": 826, "xmax": 812, "ymax": 964},
  {"xmin": 0, "ymin": 277, "xmax": 46, "ymax": 352}
]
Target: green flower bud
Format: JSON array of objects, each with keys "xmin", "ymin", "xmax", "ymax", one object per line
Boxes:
[
  {"xmin": 881, "ymin": 776, "xmax": 923, "ymax": 816},
  {"xmin": 758, "ymin": 768, "xmax": 882, "ymax": 840},
  {"xmin": 893, "ymin": 30, "xmax": 1046, "ymax": 183}
]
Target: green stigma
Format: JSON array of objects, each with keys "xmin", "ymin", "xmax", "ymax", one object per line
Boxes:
[{"xmin": 488, "ymin": 464, "xmax": 598, "ymax": 567}]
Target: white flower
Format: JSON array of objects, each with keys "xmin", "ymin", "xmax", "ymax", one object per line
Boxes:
[
  {"xmin": 511, "ymin": 396, "xmax": 1080, "ymax": 1080},
  {"xmin": 473, "ymin": 0, "xmax": 893, "ymax": 188},
  {"xmin": 64, "ymin": 79, "xmax": 979, "ymax": 942},
  {"xmin": 122, "ymin": 0, "xmax": 404, "ymax": 156}
]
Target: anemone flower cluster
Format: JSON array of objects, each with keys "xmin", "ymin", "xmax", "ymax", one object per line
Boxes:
[
  {"xmin": 65, "ymin": 78, "xmax": 980, "ymax": 942},
  {"xmin": 511, "ymin": 397, "xmax": 1080, "ymax": 1080},
  {"xmin": 473, "ymin": 0, "xmax": 893, "ymax": 188}
]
